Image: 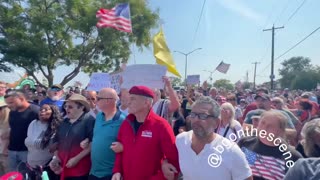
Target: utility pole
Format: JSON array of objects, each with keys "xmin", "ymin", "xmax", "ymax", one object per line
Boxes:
[
  {"xmin": 245, "ymin": 71, "xmax": 249, "ymax": 82},
  {"xmin": 174, "ymin": 48, "xmax": 202, "ymax": 86},
  {"xmin": 263, "ymin": 24, "xmax": 284, "ymax": 90},
  {"xmin": 252, "ymin": 62, "xmax": 260, "ymax": 89}
]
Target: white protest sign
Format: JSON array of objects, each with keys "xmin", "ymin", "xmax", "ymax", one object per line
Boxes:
[
  {"xmin": 87, "ymin": 73, "xmax": 111, "ymax": 91},
  {"xmin": 110, "ymin": 73, "xmax": 121, "ymax": 93},
  {"xmin": 317, "ymin": 83, "xmax": 320, "ymax": 90},
  {"xmin": 187, "ymin": 75, "xmax": 200, "ymax": 85},
  {"xmin": 121, "ymin": 64, "xmax": 167, "ymax": 89}
]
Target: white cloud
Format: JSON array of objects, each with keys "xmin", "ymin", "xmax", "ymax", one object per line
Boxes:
[{"xmin": 217, "ymin": 0, "xmax": 264, "ymax": 24}]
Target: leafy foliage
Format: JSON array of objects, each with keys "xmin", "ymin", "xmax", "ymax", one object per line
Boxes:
[
  {"xmin": 213, "ymin": 79, "xmax": 234, "ymax": 90},
  {"xmin": 279, "ymin": 56, "xmax": 319, "ymax": 90},
  {"xmin": 0, "ymin": 0, "xmax": 159, "ymax": 86}
]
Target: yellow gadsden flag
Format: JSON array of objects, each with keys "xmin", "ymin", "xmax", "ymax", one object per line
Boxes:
[{"xmin": 153, "ymin": 29, "xmax": 181, "ymax": 77}]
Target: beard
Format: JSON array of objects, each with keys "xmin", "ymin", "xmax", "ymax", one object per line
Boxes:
[
  {"xmin": 50, "ymin": 96, "xmax": 60, "ymax": 101},
  {"xmin": 192, "ymin": 123, "xmax": 212, "ymax": 139}
]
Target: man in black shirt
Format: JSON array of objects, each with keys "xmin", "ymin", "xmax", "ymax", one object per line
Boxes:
[
  {"xmin": 4, "ymin": 90, "xmax": 40, "ymax": 171},
  {"xmin": 238, "ymin": 110, "xmax": 302, "ymax": 180}
]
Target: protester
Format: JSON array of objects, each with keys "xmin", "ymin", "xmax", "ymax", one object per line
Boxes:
[
  {"xmin": 89, "ymin": 88, "xmax": 126, "ymax": 180},
  {"xmin": 153, "ymin": 76, "xmax": 180, "ymax": 123},
  {"xmin": 118, "ymin": 88, "xmax": 129, "ymax": 115},
  {"xmin": 243, "ymin": 93, "xmax": 297, "ymax": 142},
  {"xmin": 112, "ymin": 86, "xmax": 179, "ymax": 180},
  {"xmin": 226, "ymin": 93, "xmax": 243, "ymax": 122},
  {"xmin": 0, "ymin": 102, "xmax": 10, "ymax": 175},
  {"xmin": 239, "ymin": 111, "xmax": 302, "ymax": 180},
  {"xmin": 25, "ymin": 104, "xmax": 61, "ymax": 179},
  {"xmin": 4, "ymin": 90, "xmax": 40, "ymax": 172},
  {"xmin": 40, "ymin": 84, "xmax": 65, "ymax": 112},
  {"xmin": 171, "ymin": 96, "xmax": 252, "ymax": 180},
  {"xmin": 216, "ymin": 102, "xmax": 242, "ymax": 142},
  {"xmin": 284, "ymin": 119, "xmax": 320, "ymax": 180},
  {"xmin": 86, "ymin": 91, "xmax": 99, "ymax": 118},
  {"xmin": 49, "ymin": 94, "xmax": 95, "ymax": 180},
  {"xmin": 296, "ymin": 119, "xmax": 320, "ymax": 157}
]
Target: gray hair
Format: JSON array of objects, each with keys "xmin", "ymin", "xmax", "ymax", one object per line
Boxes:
[
  {"xmin": 301, "ymin": 119, "xmax": 320, "ymax": 157},
  {"xmin": 272, "ymin": 97, "xmax": 284, "ymax": 106},
  {"xmin": 145, "ymin": 96, "xmax": 154, "ymax": 106},
  {"xmin": 220, "ymin": 102, "xmax": 235, "ymax": 121},
  {"xmin": 192, "ymin": 96, "xmax": 220, "ymax": 118}
]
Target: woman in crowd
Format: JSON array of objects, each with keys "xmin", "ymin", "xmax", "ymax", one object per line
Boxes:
[
  {"xmin": 226, "ymin": 93, "xmax": 243, "ymax": 122},
  {"xmin": 296, "ymin": 118, "xmax": 320, "ymax": 158},
  {"xmin": 284, "ymin": 119, "xmax": 320, "ymax": 180},
  {"xmin": 25, "ymin": 104, "xmax": 62, "ymax": 179},
  {"xmin": 216, "ymin": 102, "xmax": 242, "ymax": 142},
  {"xmin": 0, "ymin": 102, "xmax": 10, "ymax": 175}
]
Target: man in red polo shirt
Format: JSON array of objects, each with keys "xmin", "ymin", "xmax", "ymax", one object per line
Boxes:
[{"xmin": 112, "ymin": 86, "xmax": 179, "ymax": 180}]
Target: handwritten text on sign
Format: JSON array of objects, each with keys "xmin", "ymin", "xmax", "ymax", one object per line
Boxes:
[
  {"xmin": 121, "ymin": 64, "xmax": 167, "ymax": 89},
  {"xmin": 87, "ymin": 73, "xmax": 111, "ymax": 91}
]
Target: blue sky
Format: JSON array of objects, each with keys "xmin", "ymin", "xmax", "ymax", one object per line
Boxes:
[{"xmin": 2, "ymin": 0, "xmax": 319, "ymax": 88}]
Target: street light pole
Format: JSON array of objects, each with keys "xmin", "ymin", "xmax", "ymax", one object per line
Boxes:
[{"xmin": 174, "ymin": 48, "xmax": 202, "ymax": 86}]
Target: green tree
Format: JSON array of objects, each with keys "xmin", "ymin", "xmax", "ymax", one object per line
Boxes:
[
  {"xmin": 279, "ymin": 56, "xmax": 312, "ymax": 88},
  {"xmin": 290, "ymin": 68, "xmax": 320, "ymax": 90},
  {"xmin": 170, "ymin": 77, "xmax": 183, "ymax": 87},
  {"xmin": 0, "ymin": 0, "xmax": 158, "ymax": 86},
  {"xmin": 213, "ymin": 79, "xmax": 234, "ymax": 90}
]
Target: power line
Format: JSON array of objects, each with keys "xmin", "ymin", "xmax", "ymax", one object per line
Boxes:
[
  {"xmin": 192, "ymin": 0, "xmax": 207, "ymax": 45},
  {"xmin": 275, "ymin": 26, "xmax": 320, "ymax": 61},
  {"xmin": 284, "ymin": 0, "xmax": 307, "ymax": 26},
  {"xmin": 274, "ymin": 0, "xmax": 291, "ymax": 24},
  {"xmin": 259, "ymin": 25, "xmax": 320, "ymax": 74}
]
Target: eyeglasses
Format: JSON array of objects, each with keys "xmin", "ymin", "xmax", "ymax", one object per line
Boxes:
[
  {"xmin": 97, "ymin": 97, "xmax": 114, "ymax": 101},
  {"xmin": 189, "ymin": 112, "xmax": 216, "ymax": 120},
  {"xmin": 64, "ymin": 105, "xmax": 75, "ymax": 109}
]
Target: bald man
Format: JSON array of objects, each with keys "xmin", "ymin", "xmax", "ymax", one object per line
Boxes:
[{"xmin": 89, "ymin": 88, "xmax": 127, "ymax": 180}]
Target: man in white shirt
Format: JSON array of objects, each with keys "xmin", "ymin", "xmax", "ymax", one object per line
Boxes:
[{"xmin": 162, "ymin": 96, "xmax": 252, "ymax": 180}]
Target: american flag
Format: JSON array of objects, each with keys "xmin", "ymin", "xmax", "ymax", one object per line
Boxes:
[
  {"xmin": 215, "ymin": 61, "xmax": 230, "ymax": 74},
  {"xmin": 96, "ymin": 3, "xmax": 132, "ymax": 33},
  {"xmin": 241, "ymin": 147, "xmax": 286, "ymax": 180}
]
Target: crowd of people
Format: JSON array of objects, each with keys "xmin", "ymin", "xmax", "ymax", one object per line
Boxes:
[{"xmin": 0, "ymin": 78, "xmax": 319, "ymax": 180}]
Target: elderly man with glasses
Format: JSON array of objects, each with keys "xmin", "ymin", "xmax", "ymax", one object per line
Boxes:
[{"xmin": 164, "ymin": 96, "xmax": 252, "ymax": 180}]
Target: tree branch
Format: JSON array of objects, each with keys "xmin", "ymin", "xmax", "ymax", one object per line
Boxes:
[
  {"xmin": 36, "ymin": 61, "xmax": 48, "ymax": 78},
  {"xmin": 24, "ymin": 68, "xmax": 45, "ymax": 87}
]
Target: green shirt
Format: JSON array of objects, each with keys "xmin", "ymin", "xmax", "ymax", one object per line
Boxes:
[{"xmin": 90, "ymin": 110, "xmax": 126, "ymax": 177}]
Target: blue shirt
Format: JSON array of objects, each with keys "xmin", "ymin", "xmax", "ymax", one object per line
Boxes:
[
  {"xmin": 90, "ymin": 110, "xmax": 126, "ymax": 177},
  {"xmin": 40, "ymin": 97, "xmax": 64, "ymax": 112}
]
